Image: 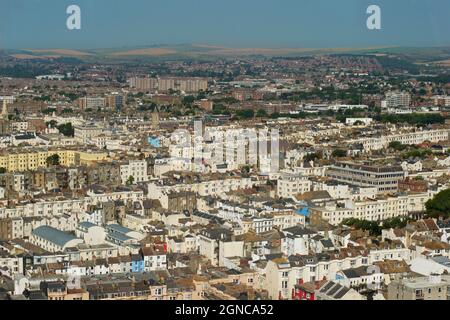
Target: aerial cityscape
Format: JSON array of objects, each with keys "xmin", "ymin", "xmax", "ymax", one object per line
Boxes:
[{"xmin": 1, "ymin": 0, "xmax": 450, "ymax": 304}]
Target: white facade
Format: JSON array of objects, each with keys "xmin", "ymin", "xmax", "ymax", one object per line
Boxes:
[
  {"xmin": 120, "ymin": 160, "xmax": 148, "ymax": 184},
  {"xmin": 277, "ymin": 172, "xmax": 311, "ymax": 198}
]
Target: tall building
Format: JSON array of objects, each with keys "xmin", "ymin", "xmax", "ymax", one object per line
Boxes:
[
  {"xmin": 77, "ymin": 97, "xmax": 106, "ymax": 110},
  {"xmin": 105, "ymin": 93, "xmax": 124, "ymax": 111},
  {"xmin": 128, "ymin": 76, "xmax": 158, "ymax": 91},
  {"xmin": 158, "ymin": 78, "xmax": 176, "ymax": 92},
  {"xmin": 326, "ymin": 162, "xmax": 405, "ymax": 194},
  {"xmin": 383, "ymin": 92, "xmax": 411, "ymax": 108},
  {"xmin": 128, "ymin": 76, "xmax": 208, "ymax": 93}
]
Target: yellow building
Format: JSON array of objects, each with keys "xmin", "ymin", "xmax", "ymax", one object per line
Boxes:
[{"xmin": 0, "ymin": 149, "xmax": 108, "ymax": 172}]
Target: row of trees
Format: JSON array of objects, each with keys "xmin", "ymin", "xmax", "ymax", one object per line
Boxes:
[
  {"xmin": 341, "ymin": 217, "xmax": 412, "ymax": 236},
  {"xmin": 376, "ymin": 113, "xmax": 445, "ymax": 126}
]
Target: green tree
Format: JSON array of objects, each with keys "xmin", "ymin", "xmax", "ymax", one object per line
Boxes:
[
  {"xmin": 61, "ymin": 108, "xmax": 74, "ymax": 114},
  {"xmin": 46, "ymin": 120, "xmax": 58, "ymax": 128},
  {"xmin": 332, "ymin": 149, "xmax": 347, "ymax": 158},
  {"xmin": 42, "ymin": 108, "xmax": 56, "ymax": 115},
  {"xmin": 270, "ymin": 112, "xmax": 281, "ymax": 119},
  {"xmin": 425, "ymin": 189, "xmax": 450, "ymax": 218},
  {"xmin": 235, "ymin": 109, "xmax": 254, "ymax": 119},
  {"xmin": 341, "ymin": 218, "xmax": 381, "ymax": 236},
  {"xmin": 256, "ymin": 109, "xmax": 268, "ymax": 118},
  {"xmin": 389, "ymin": 141, "xmax": 407, "ymax": 151},
  {"xmin": 57, "ymin": 123, "xmax": 74, "ymax": 137},
  {"xmin": 46, "ymin": 154, "xmax": 60, "ymax": 166},
  {"xmin": 0, "ymin": 167, "xmax": 6, "ymax": 174},
  {"xmin": 182, "ymin": 95, "xmax": 195, "ymax": 106},
  {"xmin": 126, "ymin": 175, "xmax": 135, "ymax": 185}
]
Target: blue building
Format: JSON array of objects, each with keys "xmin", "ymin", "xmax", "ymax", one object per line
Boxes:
[
  {"xmin": 296, "ymin": 205, "xmax": 310, "ymax": 218},
  {"xmin": 131, "ymin": 254, "xmax": 145, "ymax": 273}
]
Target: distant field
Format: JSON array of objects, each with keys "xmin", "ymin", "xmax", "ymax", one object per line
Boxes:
[
  {"xmin": 27, "ymin": 49, "xmax": 92, "ymax": 56},
  {"xmin": 109, "ymin": 48, "xmax": 177, "ymax": 56},
  {"xmin": 18, "ymin": 45, "xmax": 387, "ymax": 59},
  {"xmin": 202, "ymin": 47, "xmax": 315, "ymax": 56},
  {"xmin": 11, "ymin": 54, "xmax": 60, "ymax": 59},
  {"xmin": 6, "ymin": 45, "xmax": 449, "ymax": 62},
  {"xmin": 432, "ymin": 59, "xmax": 450, "ymax": 66}
]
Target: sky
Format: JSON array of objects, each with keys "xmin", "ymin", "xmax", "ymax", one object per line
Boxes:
[{"xmin": 0, "ymin": 0, "xmax": 449, "ymax": 49}]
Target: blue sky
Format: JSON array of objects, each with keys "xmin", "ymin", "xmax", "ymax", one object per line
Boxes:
[{"xmin": 0, "ymin": 0, "xmax": 449, "ymax": 49}]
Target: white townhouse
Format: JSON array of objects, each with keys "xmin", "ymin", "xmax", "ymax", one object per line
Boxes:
[
  {"xmin": 120, "ymin": 160, "xmax": 148, "ymax": 185},
  {"xmin": 277, "ymin": 172, "xmax": 311, "ymax": 198}
]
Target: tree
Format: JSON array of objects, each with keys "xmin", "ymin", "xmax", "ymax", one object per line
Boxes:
[
  {"xmin": 425, "ymin": 189, "xmax": 450, "ymax": 218},
  {"xmin": 46, "ymin": 154, "xmax": 60, "ymax": 166},
  {"xmin": 235, "ymin": 109, "xmax": 254, "ymax": 119},
  {"xmin": 42, "ymin": 108, "xmax": 56, "ymax": 115},
  {"xmin": 46, "ymin": 120, "xmax": 58, "ymax": 128},
  {"xmin": 270, "ymin": 112, "xmax": 281, "ymax": 119},
  {"xmin": 381, "ymin": 216, "xmax": 411, "ymax": 230},
  {"xmin": 182, "ymin": 95, "xmax": 195, "ymax": 106},
  {"xmin": 256, "ymin": 109, "xmax": 268, "ymax": 118},
  {"xmin": 61, "ymin": 108, "xmax": 74, "ymax": 114},
  {"xmin": 379, "ymin": 113, "xmax": 445, "ymax": 126},
  {"xmin": 57, "ymin": 123, "xmax": 74, "ymax": 137},
  {"xmin": 341, "ymin": 218, "xmax": 381, "ymax": 236},
  {"xmin": 388, "ymin": 141, "xmax": 407, "ymax": 151},
  {"xmin": 241, "ymin": 165, "xmax": 251, "ymax": 174},
  {"xmin": 126, "ymin": 175, "xmax": 135, "ymax": 185},
  {"xmin": 0, "ymin": 167, "xmax": 6, "ymax": 174},
  {"xmin": 332, "ymin": 149, "xmax": 347, "ymax": 158}
]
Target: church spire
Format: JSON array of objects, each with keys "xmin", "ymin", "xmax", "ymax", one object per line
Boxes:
[{"xmin": 1, "ymin": 99, "xmax": 8, "ymax": 119}]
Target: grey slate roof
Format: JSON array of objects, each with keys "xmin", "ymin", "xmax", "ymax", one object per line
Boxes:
[
  {"xmin": 32, "ymin": 226, "xmax": 79, "ymax": 248},
  {"xmin": 78, "ymin": 221, "xmax": 97, "ymax": 230}
]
